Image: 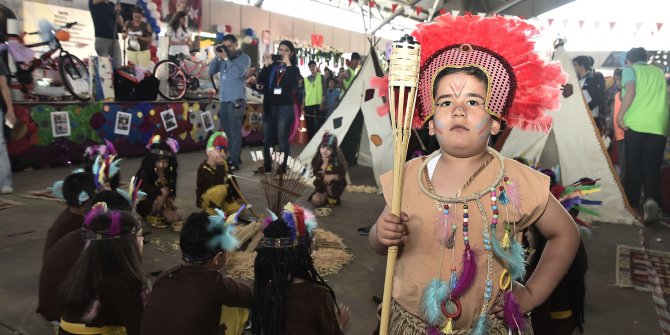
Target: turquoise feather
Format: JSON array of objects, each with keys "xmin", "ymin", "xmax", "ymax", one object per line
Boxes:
[
  {"xmin": 78, "ymin": 191, "xmax": 90, "ymax": 204},
  {"xmin": 48, "ymin": 180, "xmax": 64, "ymax": 199},
  {"xmin": 420, "ymin": 278, "xmax": 449, "ymax": 326},
  {"xmin": 109, "ymin": 159, "xmax": 122, "ymax": 177},
  {"xmin": 491, "ymin": 228, "xmax": 526, "ymax": 281},
  {"xmin": 472, "ymin": 315, "xmax": 488, "ymax": 335}
]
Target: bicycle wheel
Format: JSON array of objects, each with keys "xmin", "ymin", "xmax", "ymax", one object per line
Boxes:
[
  {"xmin": 154, "ymin": 60, "xmax": 186, "ymax": 100},
  {"xmin": 59, "ymin": 54, "xmax": 91, "ymax": 101}
]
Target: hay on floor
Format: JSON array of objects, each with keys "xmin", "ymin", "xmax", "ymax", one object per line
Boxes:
[
  {"xmin": 0, "ymin": 198, "xmax": 26, "ymax": 210},
  {"xmin": 346, "ymin": 184, "xmax": 378, "ymax": 194},
  {"xmin": 224, "ymin": 228, "xmax": 353, "ymax": 280}
]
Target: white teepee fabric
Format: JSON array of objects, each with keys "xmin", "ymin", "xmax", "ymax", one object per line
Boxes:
[
  {"xmin": 500, "ymin": 46, "xmax": 638, "ymax": 224},
  {"xmin": 298, "ymin": 50, "xmax": 392, "ymax": 189}
]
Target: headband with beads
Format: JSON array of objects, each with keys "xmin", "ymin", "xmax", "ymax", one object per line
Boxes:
[
  {"xmin": 182, "ymin": 205, "xmax": 245, "ymax": 264},
  {"xmin": 259, "ymin": 203, "xmax": 318, "ymax": 249},
  {"xmin": 81, "ymin": 202, "xmax": 140, "ymax": 241}
]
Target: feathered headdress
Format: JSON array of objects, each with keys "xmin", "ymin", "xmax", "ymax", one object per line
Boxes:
[
  {"xmin": 147, "ymin": 135, "xmax": 179, "ymax": 156},
  {"xmin": 260, "ymin": 203, "xmax": 318, "ymax": 248},
  {"xmin": 207, "ymin": 206, "xmax": 245, "ymax": 252},
  {"xmin": 115, "ymin": 176, "xmax": 147, "ymax": 209},
  {"xmin": 81, "ymin": 202, "xmax": 140, "ymax": 241},
  {"xmin": 206, "ymin": 131, "xmax": 229, "ymax": 151},
  {"xmin": 320, "ymin": 133, "xmax": 338, "ymax": 149},
  {"xmin": 92, "ymin": 154, "xmax": 122, "ymax": 190},
  {"xmin": 411, "ymin": 14, "xmax": 567, "ymax": 131},
  {"xmin": 84, "ymin": 139, "xmax": 117, "ymax": 161}
]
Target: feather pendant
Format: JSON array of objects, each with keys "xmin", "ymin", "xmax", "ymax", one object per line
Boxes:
[
  {"xmin": 439, "ymin": 209, "xmax": 456, "ymax": 247},
  {"xmin": 427, "ymin": 326, "xmax": 442, "ymax": 335},
  {"xmin": 82, "ymin": 299, "xmax": 100, "ymax": 322},
  {"xmin": 505, "ymin": 182, "xmax": 522, "ymax": 214},
  {"xmin": 471, "ymin": 315, "xmax": 488, "ymax": 335},
  {"xmin": 421, "ymin": 278, "xmax": 449, "ymax": 326},
  {"xmin": 501, "ymin": 230, "xmax": 511, "ymax": 249},
  {"xmin": 442, "ymin": 318, "xmax": 453, "ymax": 334},
  {"xmin": 504, "ymin": 291, "xmax": 527, "ymax": 331},
  {"xmin": 78, "ymin": 191, "xmax": 90, "ymax": 204},
  {"xmin": 491, "ymin": 229, "xmax": 527, "ymax": 281},
  {"xmin": 450, "ymin": 249, "xmax": 477, "ymax": 298}
]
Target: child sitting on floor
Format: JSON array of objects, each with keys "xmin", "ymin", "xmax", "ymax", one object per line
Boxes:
[
  {"xmin": 135, "ymin": 135, "xmax": 182, "ymax": 231},
  {"xmin": 368, "ymin": 15, "xmax": 579, "ymax": 334},
  {"xmin": 141, "ymin": 207, "xmax": 252, "ymax": 335},
  {"xmin": 196, "ymin": 131, "xmax": 243, "ymax": 215},
  {"xmin": 252, "ymin": 203, "xmax": 351, "ymax": 335},
  {"xmin": 308, "ymin": 133, "xmax": 347, "ymax": 208},
  {"xmin": 43, "ymin": 171, "xmax": 96, "ymax": 256}
]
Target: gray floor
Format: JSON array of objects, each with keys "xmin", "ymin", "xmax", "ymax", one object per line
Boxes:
[{"xmin": 0, "ymin": 146, "xmax": 668, "ymax": 334}]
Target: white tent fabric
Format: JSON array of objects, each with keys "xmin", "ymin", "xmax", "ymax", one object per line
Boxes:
[
  {"xmin": 298, "ymin": 52, "xmax": 392, "ymax": 189},
  {"xmin": 500, "ymin": 46, "xmax": 638, "ymax": 224}
]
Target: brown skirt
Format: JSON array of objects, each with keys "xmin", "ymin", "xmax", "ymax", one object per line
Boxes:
[{"xmin": 389, "ymin": 299, "xmax": 533, "ymax": 335}]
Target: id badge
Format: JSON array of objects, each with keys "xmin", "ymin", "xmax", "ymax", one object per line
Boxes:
[{"xmin": 273, "ymin": 87, "xmax": 282, "ymax": 95}]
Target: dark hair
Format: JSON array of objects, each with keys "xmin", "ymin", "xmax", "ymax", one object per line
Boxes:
[
  {"xmin": 626, "ymin": 47, "xmax": 648, "ymax": 64},
  {"xmin": 63, "ymin": 172, "xmax": 96, "ymax": 208},
  {"xmin": 135, "ymin": 141, "xmax": 179, "ymax": 198},
  {"xmin": 432, "ymin": 66, "xmax": 489, "ymax": 99},
  {"xmin": 308, "ymin": 60, "xmax": 316, "ymax": 67},
  {"xmin": 169, "ymin": 11, "xmax": 188, "ymax": 32},
  {"xmin": 311, "ymin": 134, "xmax": 342, "ymax": 178},
  {"xmin": 613, "ymin": 68, "xmax": 623, "ymax": 78},
  {"xmin": 278, "ymin": 40, "xmax": 298, "ymax": 67},
  {"xmin": 180, "ymin": 212, "xmax": 222, "ymax": 264},
  {"xmin": 84, "ymin": 190, "xmax": 132, "ymax": 213},
  {"xmin": 252, "ymin": 217, "xmax": 338, "ymax": 335},
  {"xmin": 222, "ymin": 34, "xmax": 237, "ymax": 44},
  {"xmin": 328, "ymin": 77, "xmax": 337, "ymax": 85},
  {"xmin": 59, "ymin": 211, "xmax": 144, "ymax": 313},
  {"xmin": 572, "ymin": 56, "xmax": 592, "ymax": 71},
  {"xmin": 133, "ymin": 6, "xmax": 144, "ymax": 14},
  {"xmin": 351, "ymin": 52, "xmax": 361, "ymax": 61}
]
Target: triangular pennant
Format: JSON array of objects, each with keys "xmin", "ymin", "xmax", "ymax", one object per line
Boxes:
[
  {"xmin": 415, "ymin": 6, "xmax": 423, "ymax": 16},
  {"xmin": 547, "ymin": 18, "xmax": 554, "ymax": 26},
  {"xmin": 578, "ymin": 20, "xmax": 584, "ymax": 28},
  {"xmin": 609, "ymin": 21, "xmax": 616, "ymax": 30},
  {"xmin": 369, "ymin": 0, "xmax": 374, "ymax": 8},
  {"xmin": 464, "ymin": 11, "xmax": 473, "ymax": 16},
  {"xmin": 477, "ymin": 12, "xmax": 486, "ymax": 17},
  {"xmin": 635, "ymin": 22, "xmax": 643, "ymax": 32},
  {"xmin": 348, "ymin": 0, "xmax": 353, "ymax": 6},
  {"xmin": 594, "ymin": 21, "xmax": 601, "ymax": 29},
  {"xmin": 562, "ymin": 19, "xmax": 569, "ymax": 27},
  {"xmin": 391, "ymin": 3, "xmax": 398, "ymax": 13},
  {"xmin": 657, "ymin": 23, "xmax": 664, "ymax": 31},
  {"xmin": 451, "ymin": 10, "xmax": 460, "ymax": 16},
  {"xmin": 438, "ymin": 8, "xmax": 447, "ymax": 16},
  {"xmin": 518, "ymin": 15, "xmax": 526, "ymax": 19}
]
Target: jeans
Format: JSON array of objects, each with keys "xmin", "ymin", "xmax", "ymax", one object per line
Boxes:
[
  {"xmin": 263, "ymin": 104, "xmax": 295, "ymax": 171},
  {"xmin": 623, "ymin": 129, "xmax": 667, "ymax": 207},
  {"xmin": 94, "ymin": 38, "xmax": 122, "ymax": 68},
  {"xmin": 219, "ymin": 100, "xmax": 246, "ymax": 166},
  {"xmin": 0, "ymin": 116, "xmax": 12, "ymax": 188}
]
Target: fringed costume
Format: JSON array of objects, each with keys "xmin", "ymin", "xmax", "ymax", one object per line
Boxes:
[
  {"xmin": 382, "ymin": 14, "xmax": 566, "ymax": 334},
  {"xmin": 308, "ymin": 133, "xmax": 348, "ymax": 207},
  {"xmin": 196, "ymin": 132, "xmax": 243, "ymax": 215}
]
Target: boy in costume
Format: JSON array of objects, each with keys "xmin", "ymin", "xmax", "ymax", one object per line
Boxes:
[
  {"xmin": 308, "ymin": 133, "xmax": 347, "ymax": 208},
  {"xmin": 141, "ymin": 207, "xmax": 252, "ymax": 335},
  {"xmin": 369, "ymin": 15, "xmax": 579, "ymax": 334},
  {"xmin": 196, "ymin": 131, "xmax": 243, "ymax": 215}
]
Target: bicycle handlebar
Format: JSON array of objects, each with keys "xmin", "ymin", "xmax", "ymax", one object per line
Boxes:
[{"xmin": 26, "ymin": 21, "xmax": 78, "ymax": 35}]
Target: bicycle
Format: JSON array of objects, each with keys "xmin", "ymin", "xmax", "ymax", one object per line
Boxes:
[
  {"xmin": 1, "ymin": 21, "xmax": 91, "ymax": 101},
  {"xmin": 153, "ymin": 50, "xmax": 213, "ymax": 101}
]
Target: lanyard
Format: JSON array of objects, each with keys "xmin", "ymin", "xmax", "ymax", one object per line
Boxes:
[{"xmin": 276, "ymin": 69, "xmax": 287, "ymax": 87}]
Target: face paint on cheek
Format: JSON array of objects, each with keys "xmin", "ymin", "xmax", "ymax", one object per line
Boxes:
[
  {"xmin": 433, "ymin": 118, "xmax": 447, "ymax": 134},
  {"xmin": 475, "ymin": 117, "xmax": 490, "ymax": 140}
]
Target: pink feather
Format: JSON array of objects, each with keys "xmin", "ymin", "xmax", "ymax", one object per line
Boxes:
[
  {"xmin": 109, "ymin": 211, "xmax": 122, "ymax": 236},
  {"xmin": 82, "ymin": 299, "xmax": 100, "ymax": 322},
  {"xmin": 166, "ymin": 138, "xmax": 180, "ymax": 154},
  {"xmin": 104, "ymin": 139, "xmax": 117, "ymax": 156},
  {"xmin": 504, "ymin": 290, "xmax": 527, "ymax": 331},
  {"xmin": 426, "ymin": 326, "xmax": 441, "ymax": 335},
  {"xmin": 505, "ymin": 182, "xmax": 522, "ymax": 214},
  {"xmin": 450, "ymin": 248, "xmax": 477, "ymax": 298},
  {"xmin": 263, "ymin": 217, "xmax": 273, "ymax": 229},
  {"xmin": 437, "ymin": 210, "xmax": 456, "ymax": 247},
  {"xmin": 84, "ymin": 204, "xmax": 106, "ymax": 227}
]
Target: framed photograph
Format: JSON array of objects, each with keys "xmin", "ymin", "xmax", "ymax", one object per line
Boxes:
[
  {"xmin": 51, "ymin": 111, "xmax": 71, "ymax": 138},
  {"xmin": 114, "ymin": 112, "xmax": 132, "ymax": 136},
  {"xmin": 249, "ymin": 112, "xmax": 262, "ymax": 125},
  {"xmin": 201, "ymin": 110, "xmax": 214, "ymax": 132},
  {"xmin": 161, "ymin": 108, "xmax": 178, "ymax": 132}
]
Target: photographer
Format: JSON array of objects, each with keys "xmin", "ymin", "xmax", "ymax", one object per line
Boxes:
[
  {"xmin": 208, "ymin": 35, "xmax": 250, "ymax": 171},
  {"xmin": 257, "ymin": 40, "xmax": 301, "ymax": 174}
]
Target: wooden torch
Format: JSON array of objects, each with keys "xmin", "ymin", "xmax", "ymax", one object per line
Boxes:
[{"xmin": 380, "ymin": 34, "xmax": 421, "ymax": 335}]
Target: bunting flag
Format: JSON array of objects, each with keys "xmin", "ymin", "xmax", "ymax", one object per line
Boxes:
[
  {"xmin": 464, "ymin": 11, "xmax": 472, "ymax": 16},
  {"xmin": 562, "ymin": 19, "xmax": 569, "ymax": 28},
  {"xmin": 348, "ymin": 0, "xmax": 353, "ymax": 6},
  {"xmin": 578, "ymin": 20, "xmax": 584, "ymax": 28},
  {"xmin": 657, "ymin": 23, "xmax": 664, "ymax": 31},
  {"xmin": 477, "ymin": 12, "xmax": 486, "ymax": 17},
  {"xmin": 369, "ymin": 0, "xmax": 374, "ymax": 8},
  {"xmin": 609, "ymin": 21, "xmax": 616, "ymax": 30},
  {"xmin": 438, "ymin": 8, "xmax": 446, "ymax": 16},
  {"xmin": 391, "ymin": 3, "xmax": 398, "ymax": 13},
  {"xmin": 415, "ymin": 6, "xmax": 423, "ymax": 15},
  {"xmin": 451, "ymin": 9, "xmax": 460, "ymax": 16},
  {"xmin": 547, "ymin": 18, "xmax": 554, "ymax": 26},
  {"xmin": 635, "ymin": 22, "xmax": 643, "ymax": 32},
  {"xmin": 594, "ymin": 21, "xmax": 600, "ymax": 29}
]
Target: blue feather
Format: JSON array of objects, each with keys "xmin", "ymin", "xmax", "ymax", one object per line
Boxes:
[
  {"xmin": 472, "ymin": 315, "xmax": 488, "ymax": 335},
  {"xmin": 282, "ymin": 211, "xmax": 297, "ymax": 241},
  {"xmin": 266, "ymin": 209, "xmax": 278, "ymax": 221},
  {"xmin": 491, "ymin": 229, "xmax": 526, "ymax": 281},
  {"xmin": 78, "ymin": 191, "xmax": 90, "ymax": 204},
  {"xmin": 48, "ymin": 180, "xmax": 64, "ymax": 199},
  {"xmin": 116, "ymin": 189, "xmax": 131, "ymax": 204},
  {"xmin": 420, "ymin": 278, "xmax": 449, "ymax": 326},
  {"xmin": 580, "ymin": 199, "xmax": 602, "ymax": 206},
  {"xmin": 109, "ymin": 159, "xmax": 122, "ymax": 177}
]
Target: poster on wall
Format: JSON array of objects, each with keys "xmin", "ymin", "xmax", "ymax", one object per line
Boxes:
[
  {"xmin": 201, "ymin": 110, "xmax": 214, "ymax": 132},
  {"xmin": 51, "ymin": 111, "xmax": 71, "ymax": 137},
  {"xmin": 161, "ymin": 108, "xmax": 178, "ymax": 132},
  {"xmin": 115, "ymin": 112, "xmax": 132, "ymax": 135},
  {"xmin": 22, "ymin": 1, "xmax": 96, "ymax": 62},
  {"xmin": 161, "ymin": 0, "xmax": 201, "ymax": 32}
]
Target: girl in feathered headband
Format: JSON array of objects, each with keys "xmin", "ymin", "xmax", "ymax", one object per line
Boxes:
[
  {"xmin": 252, "ymin": 203, "xmax": 351, "ymax": 335},
  {"xmin": 141, "ymin": 207, "xmax": 253, "ymax": 334},
  {"xmin": 135, "ymin": 135, "xmax": 182, "ymax": 231},
  {"xmin": 308, "ymin": 133, "xmax": 348, "ymax": 209},
  {"xmin": 369, "ymin": 15, "xmax": 580, "ymax": 335}
]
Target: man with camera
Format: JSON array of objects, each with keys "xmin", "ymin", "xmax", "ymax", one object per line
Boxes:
[{"xmin": 208, "ymin": 34, "xmax": 251, "ymax": 171}]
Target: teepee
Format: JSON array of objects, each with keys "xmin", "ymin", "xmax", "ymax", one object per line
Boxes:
[
  {"xmin": 298, "ymin": 47, "xmax": 392, "ymax": 189},
  {"xmin": 499, "ymin": 45, "xmax": 638, "ymax": 225}
]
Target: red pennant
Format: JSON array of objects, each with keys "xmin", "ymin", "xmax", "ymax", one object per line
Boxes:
[
  {"xmin": 369, "ymin": 0, "xmax": 374, "ymax": 8},
  {"xmin": 547, "ymin": 18, "xmax": 554, "ymax": 26},
  {"xmin": 348, "ymin": 0, "xmax": 353, "ymax": 6},
  {"xmin": 464, "ymin": 11, "xmax": 472, "ymax": 16},
  {"xmin": 609, "ymin": 21, "xmax": 616, "ymax": 30},
  {"xmin": 391, "ymin": 3, "xmax": 398, "ymax": 13},
  {"xmin": 438, "ymin": 8, "xmax": 447, "ymax": 16},
  {"xmin": 657, "ymin": 23, "xmax": 664, "ymax": 31},
  {"xmin": 225, "ymin": 25, "xmax": 232, "ymax": 33},
  {"xmin": 578, "ymin": 20, "xmax": 584, "ymax": 28},
  {"xmin": 415, "ymin": 6, "xmax": 423, "ymax": 15},
  {"xmin": 518, "ymin": 15, "xmax": 526, "ymax": 19}
]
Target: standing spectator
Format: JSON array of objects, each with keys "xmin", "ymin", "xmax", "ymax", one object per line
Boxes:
[
  {"xmin": 122, "ymin": 7, "xmax": 153, "ymax": 68},
  {"xmin": 324, "ymin": 67, "xmax": 333, "ymax": 83},
  {"xmin": 258, "ymin": 40, "xmax": 301, "ymax": 174},
  {"xmin": 208, "ymin": 35, "xmax": 250, "ymax": 171},
  {"xmin": 617, "ymin": 47, "xmax": 669, "ymax": 222},
  {"xmin": 610, "ymin": 69, "xmax": 626, "ymax": 180},
  {"xmin": 167, "ymin": 11, "xmax": 191, "ymax": 59},
  {"xmin": 0, "ymin": 59, "xmax": 15, "ymax": 194},
  {"xmin": 323, "ymin": 77, "xmax": 340, "ymax": 120},
  {"xmin": 339, "ymin": 52, "xmax": 361, "ymax": 92},
  {"xmin": 245, "ymin": 64, "xmax": 258, "ymax": 89},
  {"xmin": 573, "ymin": 55, "xmax": 605, "ymax": 128},
  {"xmin": 303, "ymin": 60, "xmax": 326, "ymax": 139},
  {"xmin": 89, "ymin": 0, "xmax": 124, "ymax": 68}
]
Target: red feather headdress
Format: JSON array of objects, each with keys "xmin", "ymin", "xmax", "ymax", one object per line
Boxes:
[{"xmin": 411, "ymin": 14, "xmax": 567, "ymax": 131}]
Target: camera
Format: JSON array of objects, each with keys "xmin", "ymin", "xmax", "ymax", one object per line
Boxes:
[
  {"xmin": 271, "ymin": 54, "xmax": 283, "ymax": 62},
  {"xmin": 215, "ymin": 44, "xmax": 230, "ymax": 55}
]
